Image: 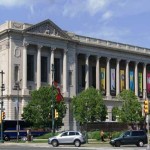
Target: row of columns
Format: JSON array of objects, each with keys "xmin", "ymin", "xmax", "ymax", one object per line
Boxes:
[
  {"xmin": 22, "ymin": 43, "xmax": 68, "ymax": 95},
  {"xmin": 84, "ymin": 55, "xmax": 147, "ymax": 98}
]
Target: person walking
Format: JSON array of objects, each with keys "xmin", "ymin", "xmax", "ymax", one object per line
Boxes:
[{"xmin": 100, "ymin": 130, "xmax": 105, "ymax": 142}]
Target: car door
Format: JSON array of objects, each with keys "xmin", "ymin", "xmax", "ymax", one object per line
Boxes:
[
  {"xmin": 121, "ymin": 131, "xmax": 132, "ymax": 145},
  {"xmin": 58, "ymin": 131, "xmax": 69, "ymax": 144},
  {"xmin": 68, "ymin": 131, "xmax": 76, "ymax": 143}
]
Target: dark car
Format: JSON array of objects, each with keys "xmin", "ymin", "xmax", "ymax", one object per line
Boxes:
[{"xmin": 110, "ymin": 130, "xmax": 147, "ymax": 147}]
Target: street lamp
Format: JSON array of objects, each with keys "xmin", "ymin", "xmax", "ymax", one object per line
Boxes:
[
  {"xmin": 13, "ymin": 80, "xmax": 21, "ymax": 142},
  {"xmin": 51, "ymin": 64, "xmax": 55, "ymax": 135},
  {"xmin": 0, "ymin": 70, "xmax": 5, "ymax": 143}
]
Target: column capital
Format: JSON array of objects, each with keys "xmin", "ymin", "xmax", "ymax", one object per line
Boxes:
[
  {"xmin": 37, "ymin": 45, "xmax": 43, "ymax": 50},
  {"xmin": 51, "ymin": 47, "xmax": 56, "ymax": 51},
  {"xmin": 64, "ymin": 49, "xmax": 68, "ymax": 54},
  {"xmin": 126, "ymin": 60, "xmax": 130, "ymax": 64},
  {"xmin": 86, "ymin": 53, "xmax": 90, "ymax": 58},
  {"xmin": 116, "ymin": 58, "xmax": 121, "ymax": 62},
  {"xmin": 23, "ymin": 42, "xmax": 29, "ymax": 48},
  {"xmin": 106, "ymin": 57, "xmax": 111, "ymax": 62},
  {"xmin": 134, "ymin": 61, "xmax": 139, "ymax": 65},
  {"xmin": 96, "ymin": 55, "xmax": 101, "ymax": 60}
]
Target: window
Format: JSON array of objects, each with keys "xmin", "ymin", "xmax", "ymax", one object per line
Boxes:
[
  {"xmin": 61, "ymin": 132, "xmax": 68, "ymax": 136},
  {"xmin": 69, "ymin": 132, "xmax": 75, "ymax": 136},
  {"xmin": 81, "ymin": 65, "xmax": 85, "ymax": 87},
  {"xmin": 27, "ymin": 55, "xmax": 34, "ymax": 81},
  {"xmin": 124, "ymin": 131, "xmax": 130, "ymax": 137},
  {"xmin": 69, "ymin": 71, "xmax": 72, "ymax": 86},
  {"xmin": 75, "ymin": 132, "xmax": 80, "ymax": 135},
  {"xmin": 41, "ymin": 56, "xmax": 48, "ymax": 82},
  {"xmin": 14, "ymin": 65, "xmax": 19, "ymax": 82},
  {"xmin": 54, "ymin": 58, "xmax": 60, "ymax": 83}
]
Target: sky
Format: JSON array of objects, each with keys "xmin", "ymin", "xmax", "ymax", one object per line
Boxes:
[{"xmin": 0, "ymin": 0, "xmax": 150, "ymax": 48}]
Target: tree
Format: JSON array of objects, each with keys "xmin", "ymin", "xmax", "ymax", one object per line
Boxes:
[
  {"xmin": 117, "ymin": 90, "xmax": 142, "ymax": 124},
  {"xmin": 72, "ymin": 87, "xmax": 107, "ymax": 124},
  {"xmin": 22, "ymin": 86, "xmax": 67, "ymax": 129}
]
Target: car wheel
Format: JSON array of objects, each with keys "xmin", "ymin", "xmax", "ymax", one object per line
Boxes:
[
  {"xmin": 74, "ymin": 139, "xmax": 81, "ymax": 147},
  {"xmin": 51, "ymin": 140, "xmax": 58, "ymax": 147},
  {"xmin": 138, "ymin": 140, "xmax": 144, "ymax": 147},
  {"xmin": 115, "ymin": 141, "xmax": 121, "ymax": 147},
  {"xmin": 4, "ymin": 135, "xmax": 10, "ymax": 141}
]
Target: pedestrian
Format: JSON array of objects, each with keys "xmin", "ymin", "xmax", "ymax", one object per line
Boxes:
[{"xmin": 100, "ymin": 130, "xmax": 105, "ymax": 142}]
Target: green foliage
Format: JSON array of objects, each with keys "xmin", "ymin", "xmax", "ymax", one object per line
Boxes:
[
  {"xmin": 117, "ymin": 90, "xmax": 142, "ymax": 123},
  {"xmin": 22, "ymin": 86, "xmax": 67, "ymax": 129},
  {"xmin": 72, "ymin": 87, "xmax": 107, "ymax": 124}
]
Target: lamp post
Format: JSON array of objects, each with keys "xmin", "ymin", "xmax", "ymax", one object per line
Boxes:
[
  {"xmin": 0, "ymin": 70, "xmax": 5, "ymax": 143},
  {"xmin": 51, "ymin": 64, "xmax": 55, "ymax": 135},
  {"xmin": 13, "ymin": 81, "xmax": 21, "ymax": 142}
]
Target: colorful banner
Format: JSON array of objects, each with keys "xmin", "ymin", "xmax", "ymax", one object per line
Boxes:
[
  {"xmin": 138, "ymin": 72, "xmax": 143, "ymax": 97},
  {"xmin": 120, "ymin": 70, "xmax": 125, "ymax": 92},
  {"xmin": 147, "ymin": 73, "xmax": 150, "ymax": 95},
  {"xmin": 129, "ymin": 70, "xmax": 134, "ymax": 91},
  {"xmin": 111, "ymin": 68, "xmax": 116, "ymax": 91},
  {"xmin": 100, "ymin": 67, "xmax": 105, "ymax": 92}
]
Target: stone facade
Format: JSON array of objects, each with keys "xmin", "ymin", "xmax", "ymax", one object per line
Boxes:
[{"xmin": 0, "ymin": 19, "xmax": 149, "ymax": 130}]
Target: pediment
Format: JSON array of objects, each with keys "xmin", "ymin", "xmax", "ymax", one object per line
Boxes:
[{"xmin": 24, "ymin": 19, "xmax": 71, "ymax": 39}]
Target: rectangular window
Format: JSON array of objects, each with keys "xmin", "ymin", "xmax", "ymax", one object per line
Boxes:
[
  {"xmin": 41, "ymin": 56, "xmax": 48, "ymax": 82},
  {"xmin": 69, "ymin": 71, "xmax": 72, "ymax": 86},
  {"xmin": 14, "ymin": 65, "xmax": 19, "ymax": 82},
  {"xmin": 81, "ymin": 65, "xmax": 85, "ymax": 87},
  {"xmin": 27, "ymin": 54, "xmax": 34, "ymax": 81},
  {"xmin": 54, "ymin": 58, "xmax": 60, "ymax": 83}
]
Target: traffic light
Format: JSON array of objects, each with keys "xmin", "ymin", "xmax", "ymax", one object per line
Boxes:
[
  {"xmin": 144, "ymin": 100, "xmax": 149, "ymax": 114},
  {"xmin": 55, "ymin": 109, "xmax": 58, "ymax": 119},
  {"xmin": 2, "ymin": 111, "xmax": 5, "ymax": 120}
]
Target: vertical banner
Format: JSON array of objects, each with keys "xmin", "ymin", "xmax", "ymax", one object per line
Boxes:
[
  {"xmin": 129, "ymin": 70, "xmax": 134, "ymax": 91},
  {"xmin": 111, "ymin": 68, "xmax": 116, "ymax": 95},
  {"xmin": 120, "ymin": 70, "xmax": 125, "ymax": 92},
  {"xmin": 138, "ymin": 72, "xmax": 143, "ymax": 97},
  {"xmin": 100, "ymin": 67, "xmax": 106, "ymax": 93},
  {"xmin": 147, "ymin": 73, "xmax": 150, "ymax": 97}
]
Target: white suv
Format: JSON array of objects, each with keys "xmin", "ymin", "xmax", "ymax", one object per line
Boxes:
[{"xmin": 48, "ymin": 131, "xmax": 86, "ymax": 147}]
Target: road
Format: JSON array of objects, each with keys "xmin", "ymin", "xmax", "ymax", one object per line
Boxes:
[{"xmin": 0, "ymin": 143, "xmax": 148, "ymax": 150}]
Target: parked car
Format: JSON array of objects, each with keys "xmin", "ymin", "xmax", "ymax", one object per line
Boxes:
[
  {"xmin": 110, "ymin": 130, "xmax": 147, "ymax": 147},
  {"xmin": 48, "ymin": 131, "xmax": 86, "ymax": 147}
]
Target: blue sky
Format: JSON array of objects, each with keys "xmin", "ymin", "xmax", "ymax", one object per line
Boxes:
[{"xmin": 0, "ymin": 0, "xmax": 150, "ymax": 48}]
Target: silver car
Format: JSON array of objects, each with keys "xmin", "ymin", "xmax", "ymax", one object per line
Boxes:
[{"xmin": 48, "ymin": 131, "xmax": 86, "ymax": 147}]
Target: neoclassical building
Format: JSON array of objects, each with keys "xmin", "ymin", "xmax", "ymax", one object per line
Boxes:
[{"xmin": 0, "ymin": 19, "xmax": 149, "ymax": 130}]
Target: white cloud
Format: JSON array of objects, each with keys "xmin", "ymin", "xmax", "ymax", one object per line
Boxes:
[
  {"xmin": 0, "ymin": 0, "xmax": 56, "ymax": 7},
  {"xmin": 86, "ymin": 0, "xmax": 110, "ymax": 16},
  {"xmin": 101, "ymin": 11, "xmax": 113, "ymax": 20}
]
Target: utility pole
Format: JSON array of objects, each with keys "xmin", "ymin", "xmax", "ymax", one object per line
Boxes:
[{"xmin": 0, "ymin": 70, "xmax": 5, "ymax": 143}]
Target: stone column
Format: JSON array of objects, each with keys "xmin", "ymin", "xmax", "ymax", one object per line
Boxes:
[
  {"xmin": 135, "ymin": 62, "xmax": 138, "ymax": 96},
  {"xmin": 143, "ymin": 63, "xmax": 147, "ymax": 99},
  {"xmin": 126, "ymin": 60, "xmax": 130, "ymax": 90},
  {"xmin": 63, "ymin": 49, "xmax": 68, "ymax": 96},
  {"xmin": 116, "ymin": 59, "xmax": 120, "ymax": 95},
  {"xmin": 22, "ymin": 42, "xmax": 28, "ymax": 95},
  {"xmin": 96, "ymin": 56, "xmax": 100, "ymax": 90},
  {"xmin": 106, "ymin": 58, "xmax": 110, "ymax": 97},
  {"xmin": 50, "ymin": 47, "xmax": 55, "ymax": 85},
  {"xmin": 37, "ymin": 45, "xmax": 42, "ymax": 89},
  {"xmin": 85, "ymin": 54, "xmax": 90, "ymax": 89}
]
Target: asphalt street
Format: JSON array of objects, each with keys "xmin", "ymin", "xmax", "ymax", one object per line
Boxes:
[{"xmin": 0, "ymin": 143, "xmax": 148, "ymax": 150}]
